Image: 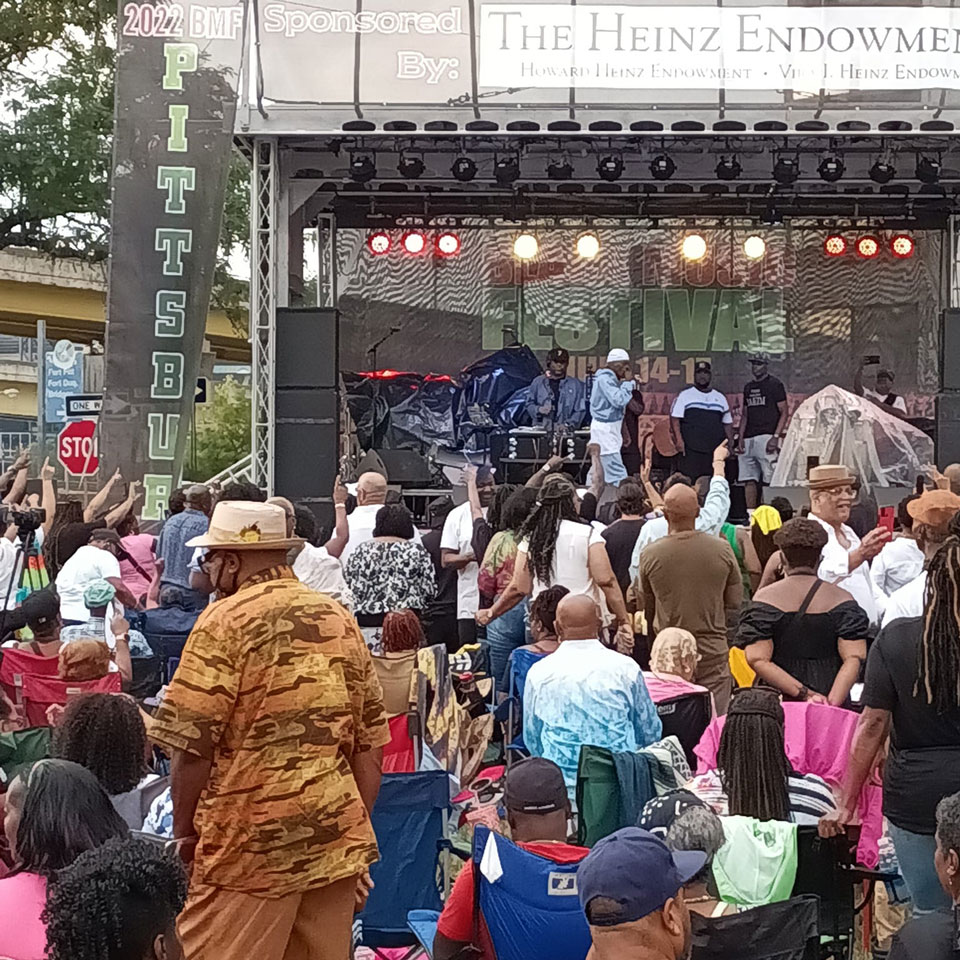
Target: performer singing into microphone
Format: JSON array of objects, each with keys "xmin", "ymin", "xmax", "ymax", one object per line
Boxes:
[
  {"xmin": 525, "ymin": 347, "xmax": 586, "ymax": 430},
  {"xmin": 589, "ymin": 348, "xmax": 641, "ymax": 487}
]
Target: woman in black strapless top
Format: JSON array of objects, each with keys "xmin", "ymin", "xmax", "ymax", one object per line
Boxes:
[{"xmin": 737, "ymin": 518, "xmax": 868, "ymax": 706}]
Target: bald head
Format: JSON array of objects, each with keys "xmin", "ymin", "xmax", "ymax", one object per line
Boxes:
[
  {"xmin": 357, "ymin": 471, "xmax": 388, "ymax": 505},
  {"xmin": 662, "ymin": 484, "xmax": 699, "ymax": 532},
  {"xmin": 945, "ymin": 464, "xmax": 960, "ymax": 496},
  {"xmin": 555, "ymin": 593, "xmax": 602, "ymax": 642}
]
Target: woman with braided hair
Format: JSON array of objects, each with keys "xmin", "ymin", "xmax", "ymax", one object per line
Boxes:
[
  {"xmin": 822, "ymin": 521, "xmax": 960, "ymax": 914},
  {"xmin": 686, "ymin": 688, "xmax": 836, "ymax": 823},
  {"xmin": 476, "ymin": 474, "xmax": 633, "ymax": 652}
]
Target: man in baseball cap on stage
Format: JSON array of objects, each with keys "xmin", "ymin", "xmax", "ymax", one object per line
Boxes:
[{"xmin": 589, "ymin": 348, "xmax": 643, "ymax": 488}]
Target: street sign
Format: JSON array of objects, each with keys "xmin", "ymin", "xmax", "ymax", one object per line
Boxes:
[
  {"xmin": 58, "ymin": 419, "xmax": 99, "ymax": 476},
  {"xmin": 65, "ymin": 394, "xmax": 103, "ymax": 418},
  {"xmin": 45, "ymin": 340, "xmax": 84, "ymax": 424}
]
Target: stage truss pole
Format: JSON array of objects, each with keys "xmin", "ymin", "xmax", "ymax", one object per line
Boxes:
[
  {"xmin": 250, "ymin": 136, "xmax": 278, "ymax": 494},
  {"xmin": 951, "ymin": 215, "xmax": 960, "ymax": 309}
]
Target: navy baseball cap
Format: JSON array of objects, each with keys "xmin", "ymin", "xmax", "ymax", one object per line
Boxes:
[
  {"xmin": 578, "ymin": 827, "xmax": 706, "ymax": 927},
  {"xmin": 694, "ymin": 360, "xmax": 711, "ymax": 373}
]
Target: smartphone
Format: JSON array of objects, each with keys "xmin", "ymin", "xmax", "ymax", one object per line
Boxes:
[
  {"xmin": 863, "ymin": 355, "xmax": 881, "ymax": 365},
  {"xmin": 806, "ymin": 456, "xmax": 820, "ymax": 476}
]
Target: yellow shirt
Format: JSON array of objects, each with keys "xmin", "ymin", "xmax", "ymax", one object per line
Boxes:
[{"xmin": 150, "ymin": 566, "xmax": 388, "ymax": 897}]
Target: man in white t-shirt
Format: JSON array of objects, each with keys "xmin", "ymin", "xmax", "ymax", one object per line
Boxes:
[
  {"xmin": 441, "ymin": 466, "xmax": 494, "ymax": 648},
  {"xmin": 807, "ymin": 465, "xmax": 888, "ymax": 632},
  {"xmin": 55, "ymin": 529, "xmax": 137, "ymax": 623},
  {"xmin": 339, "ymin": 471, "xmax": 421, "ymax": 565},
  {"xmin": 882, "ymin": 488, "xmax": 960, "ymax": 627},
  {"xmin": 854, "ymin": 359, "xmax": 908, "ymax": 415},
  {"xmin": 670, "ymin": 362, "xmax": 734, "ymax": 482}
]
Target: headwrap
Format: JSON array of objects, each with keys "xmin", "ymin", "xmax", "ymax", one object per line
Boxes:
[
  {"xmin": 750, "ymin": 504, "xmax": 784, "ymax": 536},
  {"xmin": 82, "ymin": 578, "xmax": 116, "ymax": 608}
]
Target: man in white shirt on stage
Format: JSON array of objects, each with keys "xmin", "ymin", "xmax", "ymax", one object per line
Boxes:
[{"xmin": 589, "ymin": 348, "xmax": 641, "ymax": 488}]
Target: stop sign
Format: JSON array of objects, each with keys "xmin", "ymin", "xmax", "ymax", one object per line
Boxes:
[{"xmin": 58, "ymin": 419, "xmax": 100, "ymax": 476}]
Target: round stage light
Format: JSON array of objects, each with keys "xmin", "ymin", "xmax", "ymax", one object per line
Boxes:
[
  {"xmin": 350, "ymin": 155, "xmax": 377, "ymax": 183},
  {"xmin": 743, "ymin": 235, "xmax": 766, "ymax": 260},
  {"xmin": 650, "ymin": 155, "xmax": 676, "ymax": 181},
  {"xmin": 402, "ymin": 231, "xmax": 426, "ymax": 254},
  {"xmin": 547, "ymin": 160, "xmax": 574, "ymax": 181},
  {"xmin": 891, "ymin": 234, "xmax": 915, "ymax": 259},
  {"xmin": 824, "ymin": 235, "xmax": 847, "ymax": 257},
  {"xmin": 715, "ymin": 156, "xmax": 741, "ymax": 181},
  {"xmin": 597, "ymin": 155, "xmax": 624, "ymax": 182},
  {"xmin": 856, "ymin": 236, "xmax": 880, "ymax": 259},
  {"xmin": 436, "ymin": 232, "xmax": 461, "ymax": 257},
  {"xmin": 916, "ymin": 155, "xmax": 941, "ymax": 185},
  {"xmin": 817, "ymin": 155, "xmax": 845, "ymax": 183},
  {"xmin": 681, "ymin": 234, "xmax": 707, "ymax": 262},
  {"xmin": 367, "ymin": 231, "xmax": 391, "ymax": 255},
  {"xmin": 495, "ymin": 156, "xmax": 521, "ymax": 185},
  {"xmin": 398, "ymin": 155, "xmax": 425, "ymax": 180},
  {"xmin": 451, "ymin": 157, "xmax": 477, "ymax": 182},
  {"xmin": 773, "ymin": 156, "xmax": 800, "ymax": 185},
  {"xmin": 576, "ymin": 233, "xmax": 600, "ymax": 259},
  {"xmin": 513, "ymin": 233, "xmax": 539, "ymax": 260},
  {"xmin": 869, "ymin": 160, "xmax": 897, "ymax": 185}
]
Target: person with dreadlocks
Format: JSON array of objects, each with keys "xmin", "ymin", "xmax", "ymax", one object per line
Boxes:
[
  {"xmin": 372, "ymin": 609, "xmax": 425, "ymax": 718},
  {"xmin": 820, "ymin": 528, "xmax": 960, "ymax": 914},
  {"xmin": 476, "ymin": 473, "xmax": 633, "ymax": 653},
  {"xmin": 44, "ymin": 836, "xmax": 188, "ymax": 960},
  {"xmin": 686, "ymin": 688, "xmax": 836, "ymax": 824}
]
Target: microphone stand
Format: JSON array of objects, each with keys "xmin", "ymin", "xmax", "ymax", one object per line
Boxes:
[{"xmin": 365, "ymin": 326, "xmax": 401, "ymax": 449}]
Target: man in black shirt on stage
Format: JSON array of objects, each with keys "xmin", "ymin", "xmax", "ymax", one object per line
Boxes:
[{"xmin": 736, "ymin": 354, "xmax": 788, "ymax": 511}]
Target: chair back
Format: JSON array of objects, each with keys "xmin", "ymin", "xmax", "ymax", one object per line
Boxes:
[
  {"xmin": 20, "ymin": 672, "xmax": 122, "ymax": 726},
  {"xmin": 0, "ymin": 726, "xmax": 52, "ymax": 785},
  {"xmin": 0, "ymin": 648, "xmax": 59, "ymax": 705},
  {"xmin": 509, "ymin": 647, "xmax": 546, "ymax": 703},
  {"xmin": 576, "ymin": 745, "xmax": 621, "ymax": 846},
  {"xmin": 383, "ymin": 713, "xmax": 417, "ymax": 774},
  {"xmin": 656, "ymin": 690, "xmax": 712, "ymax": 769},
  {"xmin": 503, "ymin": 647, "xmax": 547, "ymax": 756},
  {"xmin": 359, "ymin": 770, "xmax": 450, "ymax": 947},
  {"xmin": 691, "ymin": 895, "xmax": 820, "ymax": 960},
  {"xmin": 472, "ymin": 825, "xmax": 590, "ymax": 960},
  {"xmin": 792, "ymin": 825, "xmax": 855, "ymax": 948}
]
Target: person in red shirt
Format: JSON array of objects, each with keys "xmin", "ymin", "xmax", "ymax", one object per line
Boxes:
[{"xmin": 434, "ymin": 758, "xmax": 588, "ymax": 960}]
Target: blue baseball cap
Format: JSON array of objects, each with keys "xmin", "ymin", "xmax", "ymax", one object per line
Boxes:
[{"xmin": 578, "ymin": 827, "xmax": 706, "ymax": 926}]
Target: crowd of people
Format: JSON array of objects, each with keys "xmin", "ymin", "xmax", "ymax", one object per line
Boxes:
[{"xmin": 1, "ymin": 346, "xmax": 960, "ymax": 960}]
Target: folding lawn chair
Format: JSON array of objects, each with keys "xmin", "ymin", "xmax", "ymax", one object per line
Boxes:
[
  {"xmin": 20, "ymin": 671, "xmax": 122, "ymax": 727},
  {"xmin": 0, "ymin": 648, "xmax": 59, "ymax": 706},
  {"xmin": 690, "ymin": 895, "xmax": 820, "ymax": 960},
  {"xmin": 497, "ymin": 647, "xmax": 546, "ymax": 765},
  {"xmin": 656, "ymin": 689, "xmax": 712, "ymax": 770}
]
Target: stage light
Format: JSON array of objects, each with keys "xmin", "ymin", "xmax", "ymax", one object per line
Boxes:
[
  {"xmin": 817, "ymin": 155, "xmax": 845, "ymax": 183},
  {"xmin": 576, "ymin": 233, "xmax": 600, "ymax": 259},
  {"xmin": 494, "ymin": 156, "xmax": 520, "ymax": 185},
  {"xmin": 650, "ymin": 155, "xmax": 676, "ymax": 181},
  {"xmin": 916, "ymin": 155, "xmax": 941, "ymax": 184},
  {"xmin": 451, "ymin": 157, "xmax": 477, "ymax": 182},
  {"xmin": 436, "ymin": 232, "xmax": 461, "ymax": 257},
  {"xmin": 715, "ymin": 156, "xmax": 741, "ymax": 181},
  {"xmin": 367, "ymin": 231, "xmax": 391, "ymax": 255},
  {"xmin": 402, "ymin": 231, "xmax": 426, "ymax": 254},
  {"xmin": 350, "ymin": 155, "xmax": 377, "ymax": 183},
  {"xmin": 398, "ymin": 155, "xmax": 425, "ymax": 179},
  {"xmin": 513, "ymin": 233, "xmax": 538, "ymax": 260},
  {"xmin": 743, "ymin": 235, "xmax": 766, "ymax": 260},
  {"xmin": 856, "ymin": 236, "xmax": 880, "ymax": 259},
  {"xmin": 547, "ymin": 160, "xmax": 574, "ymax": 181},
  {"xmin": 869, "ymin": 160, "xmax": 897, "ymax": 184},
  {"xmin": 681, "ymin": 234, "xmax": 707, "ymax": 261},
  {"xmin": 597, "ymin": 155, "xmax": 624, "ymax": 182},
  {"xmin": 891, "ymin": 234, "xmax": 915, "ymax": 259},
  {"xmin": 773, "ymin": 156, "xmax": 800, "ymax": 185},
  {"xmin": 824, "ymin": 235, "xmax": 847, "ymax": 256}
]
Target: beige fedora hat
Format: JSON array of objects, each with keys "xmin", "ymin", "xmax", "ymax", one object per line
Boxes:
[
  {"xmin": 186, "ymin": 501, "xmax": 302, "ymax": 550},
  {"xmin": 807, "ymin": 464, "xmax": 856, "ymax": 491}
]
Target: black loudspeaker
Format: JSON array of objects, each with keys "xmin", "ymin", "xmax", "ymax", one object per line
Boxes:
[
  {"xmin": 357, "ymin": 449, "xmax": 433, "ymax": 487},
  {"xmin": 943, "ymin": 309, "xmax": 960, "ymax": 391},
  {"xmin": 275, "ymin": 309, "xmax": 339, "ymax": 527},
  {"xmin": 937, "ymin": 393, "xmax": 960, "ymax": 467}
]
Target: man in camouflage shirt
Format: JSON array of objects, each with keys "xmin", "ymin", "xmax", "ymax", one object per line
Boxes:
[{"xmin": 151, "ymin": 501, "xmax": 388, "ymax": 960}]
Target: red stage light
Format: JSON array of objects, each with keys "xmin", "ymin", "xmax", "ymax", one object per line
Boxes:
[
  {"xmin": 891, "ymin": 234, "xmax": 915, "ymax": 258},
  {"xmin": 367, "ymin": 232, "xmax": 391, "ymax": 255},
  {"xmin": 436, "ymin": 232, "xmax": 461, "ymax": 257},
  {"xmin": 824, "ymin": 235, "xmax": 847, "ymax": 256},
  {"xmin": 856, "ymin": 236, "xmax": 880, "ymax": 259},
  {"xmin": 402, "ymin": 231, "xmax": 426, "ymax": 255}
]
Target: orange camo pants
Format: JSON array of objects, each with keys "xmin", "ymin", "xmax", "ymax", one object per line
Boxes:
[{"xmin": 178, "ymin": 875, "xmax": 357, "ymax": 960}]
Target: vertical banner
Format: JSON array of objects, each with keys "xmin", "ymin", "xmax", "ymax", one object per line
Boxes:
[{"xmin": 100, "ymin": 1, "xmax": 244, "ymax": 520}]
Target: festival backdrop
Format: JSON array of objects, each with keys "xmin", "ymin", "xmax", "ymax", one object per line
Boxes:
[
  {"xmin": 100, "ymin": 1, "xmax": 243, "ymax": 519},
  {"xmin": 333, "ymin": 225, "xmax": 944, "ymax": 426}
]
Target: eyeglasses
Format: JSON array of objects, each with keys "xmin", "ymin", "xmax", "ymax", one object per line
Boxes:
[{"xmin": 822, "ymin": 485, "xmax": 855, "ymax": 497}]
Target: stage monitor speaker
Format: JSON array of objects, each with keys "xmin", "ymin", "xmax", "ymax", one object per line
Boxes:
[
  {"xmin": 942, "ymin": 309, "xmax": 960, "ymax": 391},
  {"xmin": 274, "ymin": 308, "xmax": 339, "ymax": 529},
  {"xmin": 356, "ymin": 449, "xmax": 433, "ymax": 487}
]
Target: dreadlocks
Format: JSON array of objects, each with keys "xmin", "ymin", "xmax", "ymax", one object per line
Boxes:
[
  {"xmin": 916, "ymin": 535, "xmax": 960, "ymax": 712},
  {"xmin": 717, "ymin": 688, "xmax": 792, "ymax": 823},
  {"xmin": 487, "ymin": 484, "xmax": 519, "ymax": 534},
  {"xmin": 381, "ymin": 609, "xmax": 425, "ymax": 653},
  {"xmin": 519, "ymin": 474, "xmax": 583, "ymax": 586}
]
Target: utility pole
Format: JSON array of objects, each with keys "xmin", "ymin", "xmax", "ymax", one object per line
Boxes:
[{"xmin": 36, "ymin": 319, "xmax": 46, "ymax": 458}]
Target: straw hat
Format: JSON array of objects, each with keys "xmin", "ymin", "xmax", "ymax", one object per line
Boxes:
[
  {"xmin": 186, "ymin": 501, "xmax": 302, "ymax": 550},
  {"xmin": 907, "ymin": 489, "xmax": 960, "ymax": 527},
  {"xmin": 807, "ymin": 464, "xmax": 856, "ymax": 491}
]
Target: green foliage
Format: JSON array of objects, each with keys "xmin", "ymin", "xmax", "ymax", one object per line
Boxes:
[
  {"xmin": 183, "ymin": 376, "xmax": 251, "ymax": 481},
  {"xmin": 0, "ymin": 0, "xmax": 249, "ymax": 317}
]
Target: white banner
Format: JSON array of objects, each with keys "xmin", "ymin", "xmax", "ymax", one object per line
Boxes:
[{"xmin": 478, "ymin": 4, "xmax": 960, "ymax": 90}]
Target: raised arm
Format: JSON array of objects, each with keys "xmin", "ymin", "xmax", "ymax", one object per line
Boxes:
[
  {"xmin": 2, "ymin": 451, "xmax": 30, "ymax": 505},
  {"xmin": 588, "ymin": 443, "xmax": 604, "ymax": 500},
  {"xmin": 853, "ymin": 359, "xmax": 866, "ymax": 397},
  {"xmin": 40, "ymin": 457, "xmax": 56, "ymax": 536},
  {"xmin": 323, "ymin": 475, "xmax": 350, "ymax": 559},
  {"xmin": 463, "ymin": 465, "xmax": 483, "ymax": 522},
  {"xmin": 85, "ymin": 468, "xmax": 121, "ymax": 522},
  {"xmin": 526, "ymin": 455, "xmax": 564, "ymax": 490},
  {"xmin": 640, "ymin": 434, "xmax": 663, "ymax": 511},
  {"xmin": 103, "ymin": 480, "xmax": 141, "ymax": 529}
]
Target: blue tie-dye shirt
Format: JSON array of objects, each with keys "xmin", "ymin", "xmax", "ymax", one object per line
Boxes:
[{"xmin": 523, "ymin": 638, "xmax": 663, "ymax": 796}]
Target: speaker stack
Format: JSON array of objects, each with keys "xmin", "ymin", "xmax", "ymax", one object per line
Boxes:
[{"xmin": 937, "ymin": 309, "xmax": 960, "ymax": 466}]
